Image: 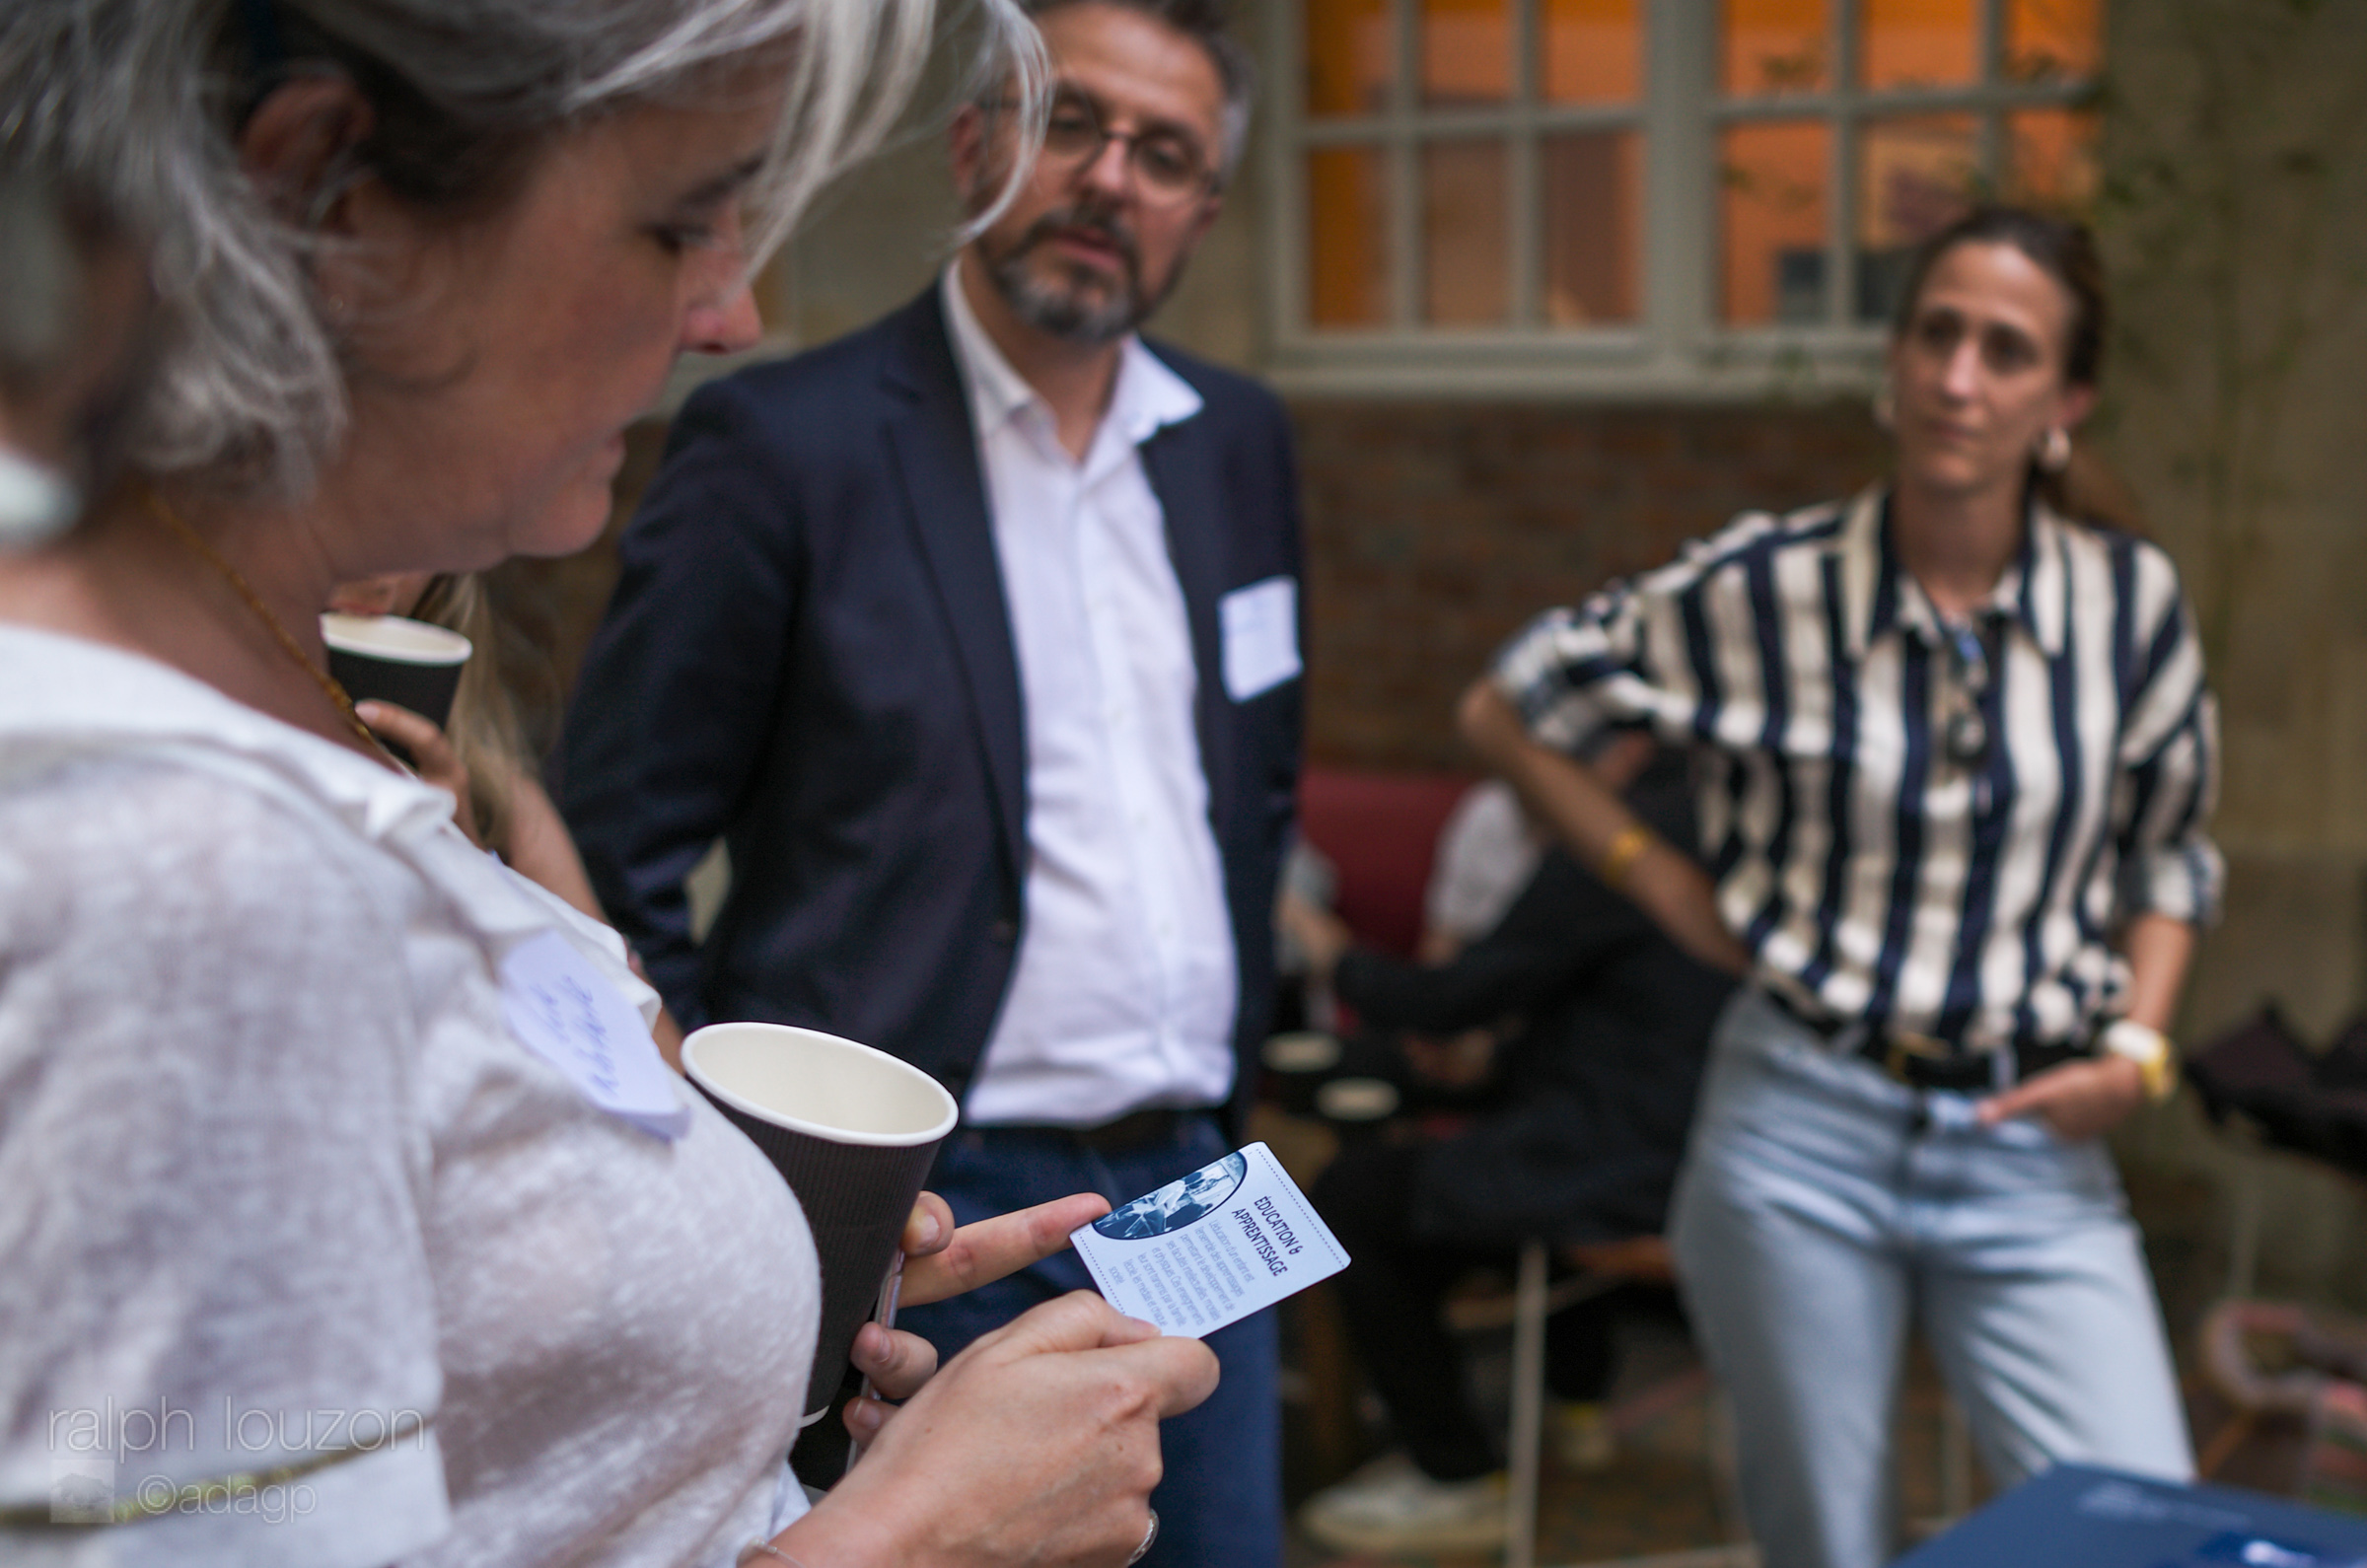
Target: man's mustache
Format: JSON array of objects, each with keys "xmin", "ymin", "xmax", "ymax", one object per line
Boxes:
[{"xmin": 1012, "ymin": 205, "xmax": 1142, "ymax": 289}]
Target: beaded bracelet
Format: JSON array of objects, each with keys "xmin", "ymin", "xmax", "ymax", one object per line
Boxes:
[{"xmin": 740, "ymin": 1542, "xmax": 811, "ymax": 1568}]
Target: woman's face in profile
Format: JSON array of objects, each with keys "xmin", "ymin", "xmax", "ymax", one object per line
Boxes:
[
  {"xmin": 1887, "ymin": 240, "xmax": 2094, "ymax": 502},
  {"xmin": 326, "ymin": 67, "xmax": 780, "ymax": 574}
]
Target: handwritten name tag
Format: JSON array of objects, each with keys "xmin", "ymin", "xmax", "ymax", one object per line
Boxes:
[
  {"xmin": 499, "ymin": 930, "xmax": 689, "ymax": 1140},
  {"xmin": 1220, "ymin": 577, "xmax": 1301, "ymax": 702}
]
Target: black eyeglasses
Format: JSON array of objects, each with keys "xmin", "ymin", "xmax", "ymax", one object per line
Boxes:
[
  {"xmin": 1940, "ymin": 619, "xmax": 1993, "ymax": 769},
  {"xmin": 992, "ymin": 90, "xmax": 1217, "ymax": 205}
]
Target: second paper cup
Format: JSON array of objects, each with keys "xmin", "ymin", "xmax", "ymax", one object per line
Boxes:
[
  {"xmin": 321, "ymin": 611, "xmax": 472, "ymax": 731},
  {"xmin": 681, "ymin": 1022, "xmax": 958, "ymax": 1420}
]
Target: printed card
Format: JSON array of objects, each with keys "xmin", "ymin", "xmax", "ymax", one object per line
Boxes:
[{"xmin": 1070, "ymin": 1142, "xmax": 1349, "ymax": 1338}]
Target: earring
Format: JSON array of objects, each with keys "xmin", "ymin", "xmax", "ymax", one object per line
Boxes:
[
  {"xmin": 2037, "ymin": 426, "xmax": 2071, "ymax": 472},
  {"xmin": 1872, "ymin": 373, "xmax": 1897, "ymax": 431}
]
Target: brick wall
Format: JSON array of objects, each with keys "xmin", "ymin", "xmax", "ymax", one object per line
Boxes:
[{"xmin": 1292, "ymin": 398, "xmax": 1889, "ymax": 771}]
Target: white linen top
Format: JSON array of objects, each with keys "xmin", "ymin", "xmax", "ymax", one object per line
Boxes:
[
  {"xmin": 0, "ymin": 626, "xmax": 817, "ymax": 1568},
  {"xmin": 941, "ymin": 262, "xmax": 1239, "ymax": 1127}
]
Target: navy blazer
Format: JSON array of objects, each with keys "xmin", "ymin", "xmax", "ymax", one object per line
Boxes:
[{"xmin": 560, "ymin": 284, "xmax": 1305, "ymax": 1129}]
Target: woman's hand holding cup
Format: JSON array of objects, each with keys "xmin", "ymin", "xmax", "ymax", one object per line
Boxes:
[
  {"xmin": 353, "ymin": 700, "xmax": 479, "ymax": 843},
  {"xmin": 843, "ymin": 1191, "xmax": 1113, "ymax": 1437}
]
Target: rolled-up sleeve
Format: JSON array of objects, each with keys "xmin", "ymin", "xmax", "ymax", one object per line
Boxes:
[
  {"xmin": 1489, "ymin": 517, "xmax": 1765, "ymax": 755},
  {"xmin": 2113, "ymin": 546, "xmax": 2226, "ymax": 927}
]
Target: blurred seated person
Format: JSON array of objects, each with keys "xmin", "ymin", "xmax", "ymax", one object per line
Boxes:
[
  {"xmin": 1274, "ymin": 773, "xmax": 1542, "ymax": 1048},
  {"xmin": 1419, "ymin": 776, "xmax": 1544, "ymax": 962},
  {"xmin": 1282, "ymin": 739, "xmax": 1737, "ymax": 1557}
]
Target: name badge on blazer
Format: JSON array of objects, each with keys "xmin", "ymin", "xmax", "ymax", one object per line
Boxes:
[{"xmin": 1220, "ymin": 576, "xmax": 1301, "ymax": 702}]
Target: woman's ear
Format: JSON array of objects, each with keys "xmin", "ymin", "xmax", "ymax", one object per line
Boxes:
[
  {"xmin": 240, "ymin": 76, "xmax": 431, "ymax": 340},
  {"xmin": 2056, "ymin": 381, "xmax": 2098, "ymax": 435},
  {"xmin": 237, "ymin": 75, "xmax": 377, "ymax": 235},
  {"xmin": 949, "ymin": 102, "xmax": 993, "ymax": 212}
]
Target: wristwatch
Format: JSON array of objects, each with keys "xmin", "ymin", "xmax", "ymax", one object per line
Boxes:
[{"xmin": 2099, "ymin": 1018, "xmax": 2178, "ymax": 1103}]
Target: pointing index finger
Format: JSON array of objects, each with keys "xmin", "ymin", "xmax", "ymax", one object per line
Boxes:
[{"xmin": 899, "ymin": 1192, "xmax": 1112, "ymax": 1308}]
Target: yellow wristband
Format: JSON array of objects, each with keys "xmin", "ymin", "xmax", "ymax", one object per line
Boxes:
[
  {"xmin": 1597, "ymin": 822, "xmax": 1658, "ymax": 892},
  {"xmin": 2100, "ymin": 1018, "xmax": 2178, "ymax": 1103}
]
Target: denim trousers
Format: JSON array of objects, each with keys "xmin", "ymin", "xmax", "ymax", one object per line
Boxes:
[
  {"xmin": 1670, "ymin": 989, "xmax": 2192, "ymax": 1568},
  {"xmin": 898, "ymin": 1112, "xmax": 1282, "ymax": 1568}
]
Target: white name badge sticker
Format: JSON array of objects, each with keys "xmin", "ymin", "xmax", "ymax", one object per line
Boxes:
[
  {"xmin": 499, "ymin": 930, "xmax": 690, "ymax": 1140},
  {"xmin": 1070, "ymin": 1142, "xmax": 1349, "ymax": 1338},
  {"xmin": 1219, "ymin": 577, "xmax": 1301, "ymax": 702}
]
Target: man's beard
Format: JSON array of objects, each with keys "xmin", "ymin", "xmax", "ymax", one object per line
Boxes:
[{"xmin": 978, "ymin": 200, "xmax": 1184, "ymax": 346}]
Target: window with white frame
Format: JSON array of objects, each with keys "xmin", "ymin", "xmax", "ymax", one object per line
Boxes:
[{"xmin": 1263, "ymin": 0, "xmax": 2102, "ymax": 396}]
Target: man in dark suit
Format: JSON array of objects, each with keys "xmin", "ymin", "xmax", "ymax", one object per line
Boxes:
[{"xmin": 559, "ymin": 5, "xmax": 1298, "ymax": 1562}]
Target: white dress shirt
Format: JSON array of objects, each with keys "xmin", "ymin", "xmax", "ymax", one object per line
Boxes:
[{"xmin": 941, "ymin": 263, "xmax": 1239, "ymax": 1127}]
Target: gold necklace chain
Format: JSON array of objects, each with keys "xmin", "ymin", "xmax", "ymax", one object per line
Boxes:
[{"xmin": 140, "ymin": 484, "xmax": 387, "ymax": 755}]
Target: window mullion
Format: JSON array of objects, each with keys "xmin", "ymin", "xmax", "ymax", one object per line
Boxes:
[
  {"xmin": 1644, "ymin": 0, "xmax": 1711, "ymax": 358},
  {"xmin": 1977, "ymin": 0, "xmax": 2005, "ymax": 190},
  {"xmin": 1508, "ymin": 0, "xmax": 1541, "ymax": 327},
  {"xmin": 1390, "ymin": 0, "xmax": 1420, "ymax": 329},
  {"xmin": 1268, "ymin": 1, "xmax": 1308, "ymax": 342},
  {"xmin": 1829, "ymin": 0, "xmax": 1861, "ymax": 327}
]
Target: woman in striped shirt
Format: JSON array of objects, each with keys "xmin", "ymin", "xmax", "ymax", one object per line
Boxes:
[{"xmin": 1463, "ymin": 206, "xmax": 2216, "ymax": 1568}]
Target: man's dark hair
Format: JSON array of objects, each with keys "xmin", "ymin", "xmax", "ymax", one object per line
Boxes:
[{"xmin": 1020, "ymin": 0, "xmax": 1255, "ymax": 181}]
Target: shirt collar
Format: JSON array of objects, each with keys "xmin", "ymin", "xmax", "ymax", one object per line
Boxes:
[
  {"xmin": 943, "ymin": 256, "xmax": 1040, "ymax": 441},
  {"xmin": 1839, "ymin": 484, "xmax": 2069, "ymax": 659},
  {"xmin": 940, "ymin": 258, "xmax": 1202, "ymax": 460}
]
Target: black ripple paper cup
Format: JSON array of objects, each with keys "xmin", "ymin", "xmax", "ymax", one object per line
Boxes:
[
  {"xmin": 681, "ymin": 1023, "xmax": 959, "ymax": 1421},
  {"xmin": 320, "ymin": 612, "xmax": 471, "ymax": 732}
]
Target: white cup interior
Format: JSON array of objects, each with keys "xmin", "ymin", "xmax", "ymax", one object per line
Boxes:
[
  {"xmin": 321, "ymin": 611, "xmax": 473, "ymax": 667},
  {"xmin": 1317, "ymin": 1075, "xmax": 1399, "ymax": 1122},
  {"xmin": 1262, "ymin": 1031, "xmax": 1341, "ymax": 1073},
  {"xmin": 683, "ymin": 1023, "xmax": 958, "ymax": 1146}
]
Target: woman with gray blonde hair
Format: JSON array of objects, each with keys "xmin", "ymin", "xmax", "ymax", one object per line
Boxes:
[{"xmin": 0, "ymin": 3, "xmax": 1209, "ymax": 1567}]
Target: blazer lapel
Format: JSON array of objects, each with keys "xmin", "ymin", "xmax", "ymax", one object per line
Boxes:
[
  {"xmin": 1141, "ymin": 414, "xmax": 1236, "ymax": 847},
  {"xmin": 881, "ymin": 290, "xmax": 1028, "ymax": 882}
]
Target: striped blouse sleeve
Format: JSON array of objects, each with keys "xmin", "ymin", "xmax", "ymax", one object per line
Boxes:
[
  {"xmin": 1489, "ymin": 511, "xmax": 1785, "ymax": 752},
  {"xmin": 2112, "ymin": 538, "xmax": 2225, "ymax": 927}
]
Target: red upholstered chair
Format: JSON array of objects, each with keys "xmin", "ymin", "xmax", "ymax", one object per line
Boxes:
[{"xmin": 1294, "ymin": 766, "xmax": 1476, "ymax": 959}]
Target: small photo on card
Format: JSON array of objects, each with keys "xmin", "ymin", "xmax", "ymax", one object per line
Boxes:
[{"xmin": 1071, "ymin": 1142, "xmax": 1349, "ymax": 1339}]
